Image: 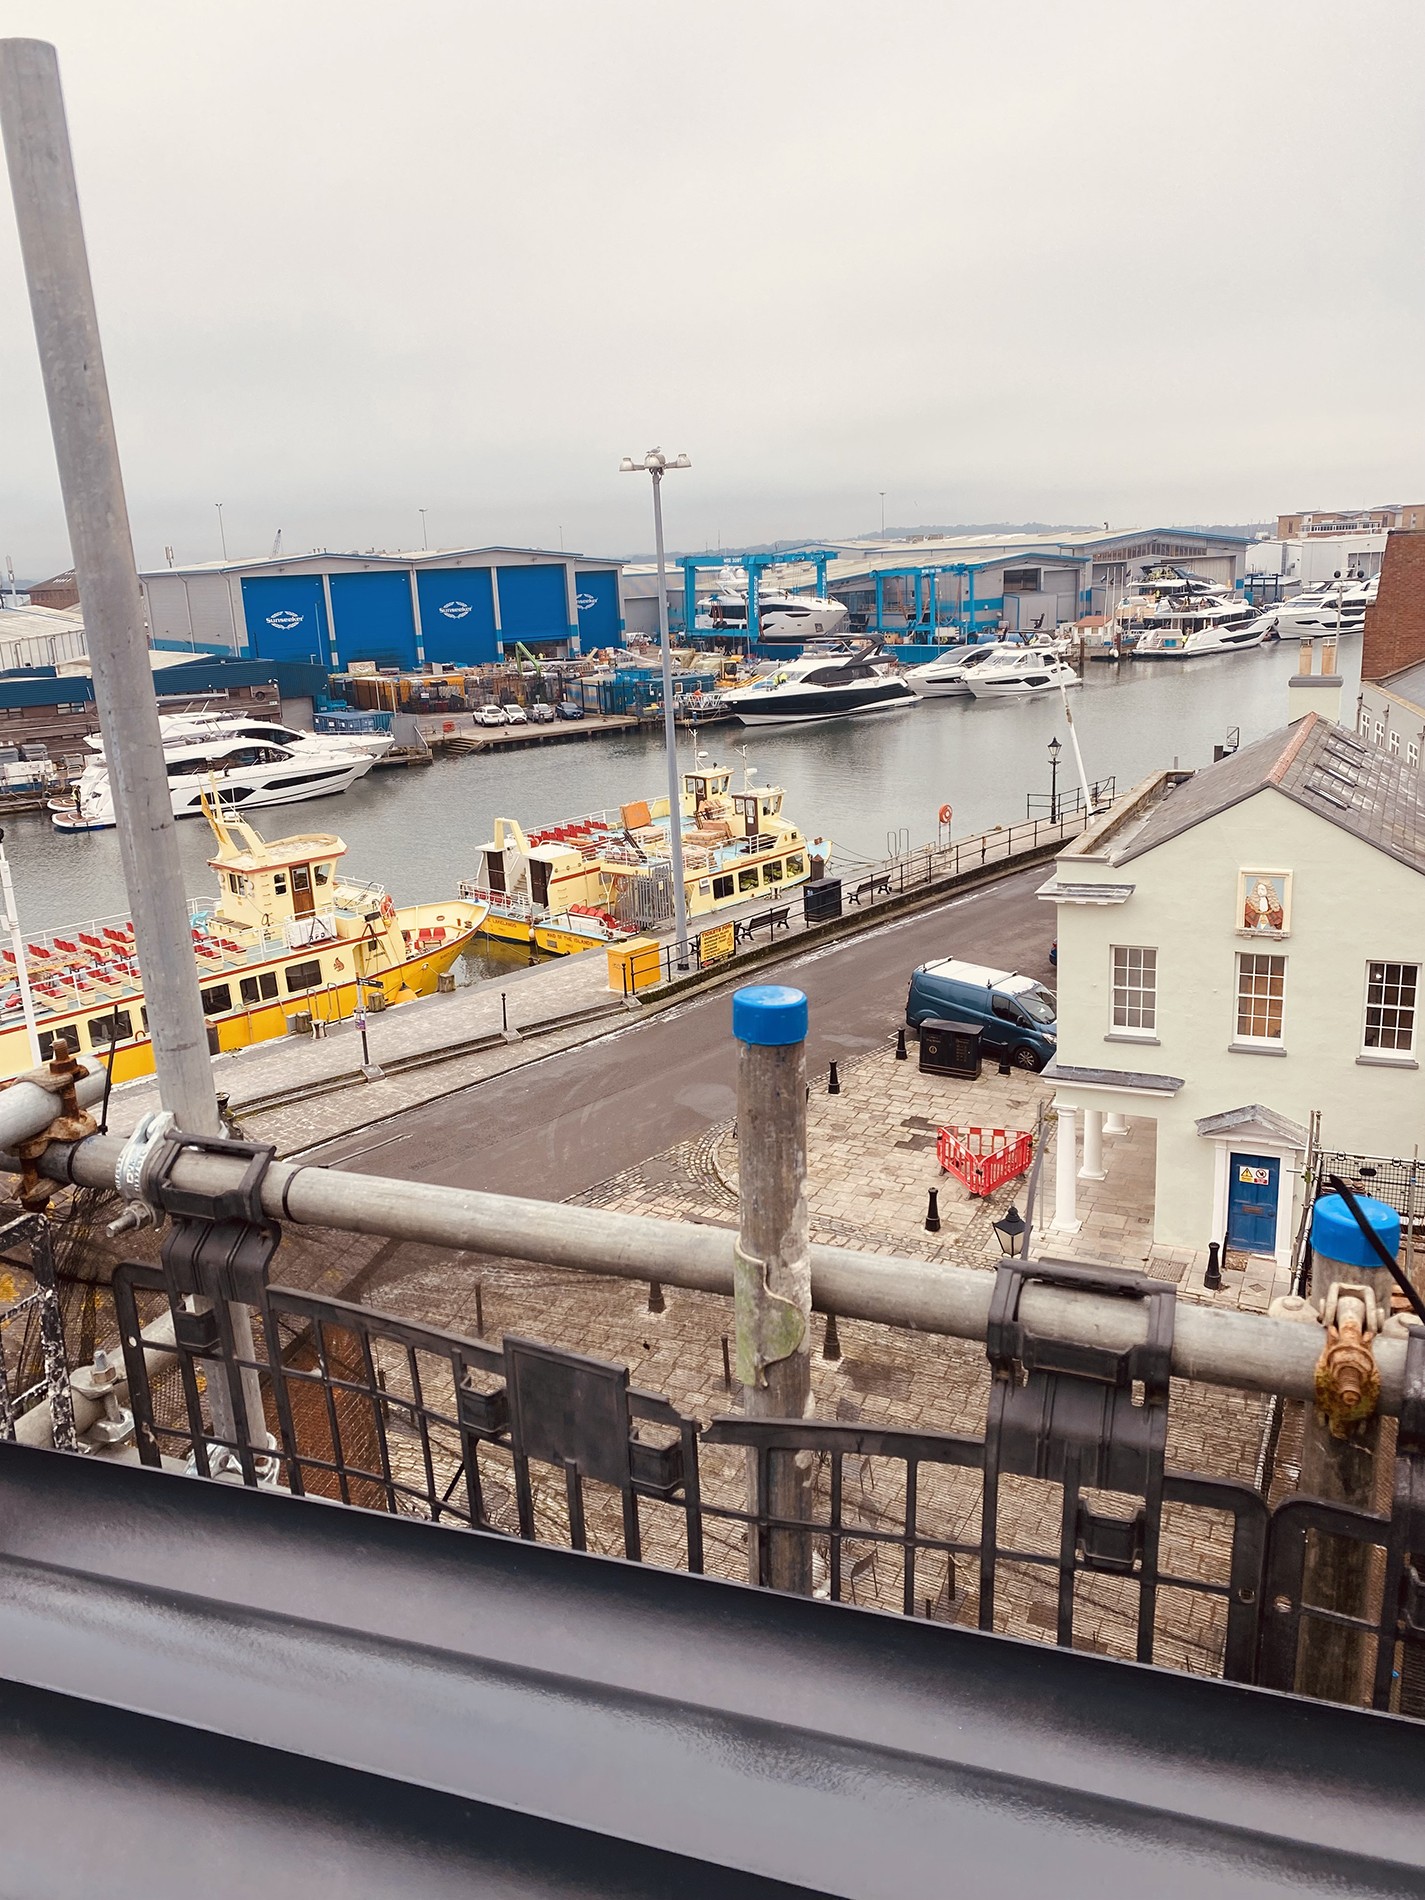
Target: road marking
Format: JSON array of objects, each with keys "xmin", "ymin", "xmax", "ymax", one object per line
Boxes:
[{"xmin": 299, "ymin": 1128, "xmax": 413, "ymax": 1165}]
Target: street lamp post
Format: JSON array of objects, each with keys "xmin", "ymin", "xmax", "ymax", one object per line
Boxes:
[
  {"xmin": 215, "ymin": 501, "xmax": 227, "ymax": 560},
  {"xmin": 880, "ymin": 491, "xmax": 886, "ymax": 536},
  {"xmin": 1047, "ymin": 735, "xmax": 1062, "ymax": 822},
  {"xmin": 620, "ymin": 449, "xmax": 692, "ymax": 962},
  {"xmin": 419, "ymin": 508, "xmax": 428, "ymax": 550}
]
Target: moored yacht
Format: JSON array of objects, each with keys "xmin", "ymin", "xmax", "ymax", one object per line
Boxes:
[
  {"xmin": 965, "ymin": 652, "xmax": 1082, "ymax": 700},
  {"xmin": 149, "ymin": 710, "xmax": 395, "ymax": 762},
  {"xmin": 52, "ymin": 726, "xmax": 377, "ymax": 831},
  {"xmin": 1240, "ymin": 573, "xmax": 1377, "ymax": 641},
  {"xmin": 720, "ymin": 650, "xmax": 918, "ymax": 726},
  {"xmin": 905, "ymin": 642, "xmax": 1021, "ymax": 698}
]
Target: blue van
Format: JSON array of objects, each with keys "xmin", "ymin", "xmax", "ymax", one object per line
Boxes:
[{"xmin": 905, "ymin": 957, "xmax": 1058, "ymax": 1071}]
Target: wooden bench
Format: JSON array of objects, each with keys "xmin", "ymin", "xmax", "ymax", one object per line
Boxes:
[
  {"xmin": 849, "ymin": 875, "xmax": 892, "ymax": 905},
  {"xmin": 766, "ymin": 906, "xmax": 791, "ymax": 934}
]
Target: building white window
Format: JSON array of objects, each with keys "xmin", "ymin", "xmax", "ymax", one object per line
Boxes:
[
  {"xmin": 1409, "ymin": 741, "xmax": 1420, "ymax": 767},
  {"xmin": 1359, "ymin": 706, "xmax": 1372, "ymax": 738},
  {"xmin": 1111, "ymin": 945, "xmax": 1157, "ymax": 1032},
  {"xmin": 1390, "ymin": 730, "xmax": 1401, "ymax": 756},
  {"xmin": 1236, "ymin": 952, "xmax": 1286, "ymax": 1043},
  {"xmin": 1363, "ymin": 961, "xmax": 1418, "ymax": 1055},
  {"xmin": 1375, "ymin": 720, "xmax": 1386, "ymax": 746}
]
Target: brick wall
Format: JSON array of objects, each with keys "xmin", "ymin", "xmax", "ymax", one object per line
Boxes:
[{"xmin": 1362, "ymin": 529, "xmax": 1425, "ymax": 681}]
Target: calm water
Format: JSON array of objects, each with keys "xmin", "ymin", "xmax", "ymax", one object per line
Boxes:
[{"xmin": 2, "ymin": 643, "xmax": 1357, "ymax": 932}]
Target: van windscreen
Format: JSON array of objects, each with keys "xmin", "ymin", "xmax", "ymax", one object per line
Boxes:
[{"xmin": 1017, "ymin": 984, "xmax": 1056, "ymax": 1024}]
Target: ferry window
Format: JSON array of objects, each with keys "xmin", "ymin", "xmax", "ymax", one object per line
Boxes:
[
  {"xmin": 786, "ymin": 854, "xmax": 805, "ymax": 876},
  {"xmin": 240, "ymin": 972, "xmax": 279, "ymax": 1005},
  {"xmin": 228, "ymin": 875, "xmax": 241, "ymax": 895},
  {"xmin": 37, "ymin": 1030, "xmax": 58, "ymax": 1060},
  {"xmin": 88, "ymin": 1009, "xmax": 134, "ymax": 1048},
  {"xmin": 765, "ymin": 860, "xmax": 785, "ymax": 882},
  {"xmin": 292, "ymin": 867, "xmax": 311, "ymax": 893},
  {"xmin": 315, "ymin": 863, "xmax": 331, "ymax": 886},
  {"xmin": 738, "ymin": 866, "xmax": 760, "ymax": 893},
  {"xmin": 200, "ymin": 983, "xmax": 232, "ymax": 1016},
  {"xmin": 712, "ymin": 874, "xmax": 735, "ymax": 899},
  {"xmin": 285, "ymin": 959, "xmax": 323, "ymax": 994},
  {"xmin": 274, "ymin": 874, "xmax": 288, "ymax": 896}
]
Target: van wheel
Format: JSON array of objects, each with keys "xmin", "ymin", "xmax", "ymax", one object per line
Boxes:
[{"xmin": 1011, "ymin": 1045, "xmax": 1041, "ymax": 1071}]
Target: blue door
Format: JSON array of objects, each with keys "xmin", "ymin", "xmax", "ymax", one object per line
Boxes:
[
  {"xmin": 1227, "ymin": 1152, "xmax": 1280, "ymax": 1251},
  {"xmin": 328, "ymin": 572, "xmax": 418, "ymax": 669},
  {"xmin": 574, "ymin": 568, "xmax": 621, "ymax": 648},
  {"xmin": 417, "ymin": 567, "xmax": 498, "ymax": 665},
  {"xmin": 242, "ymin": 576, "xmax": 330, "ymax": 665},
  {"xmin": 497, "ymin": 564, "xmax": 571, "ymax": 648}
]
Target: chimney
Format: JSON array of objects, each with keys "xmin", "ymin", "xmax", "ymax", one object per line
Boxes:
[{"xmin": 1288, "ymin": 635, "xmax": 1343, "ymax": 724}]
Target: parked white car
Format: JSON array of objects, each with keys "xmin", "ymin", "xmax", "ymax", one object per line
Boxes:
[
  {"xmin": 501, "ymin": 704, "xmax": 528, "ymax": 726},
  {"xmin": 475, "ymin": 704, "xmax": 507, "ymax": 727}
]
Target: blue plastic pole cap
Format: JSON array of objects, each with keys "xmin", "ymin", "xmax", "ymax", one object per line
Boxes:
[
  {"xmin": 732, "ymin": 984, "xmax": 808, "ymax": 1047},
  {"xmin": 1311, "ymin": 1191, "xmax": 1402, "ymax": 1271}
]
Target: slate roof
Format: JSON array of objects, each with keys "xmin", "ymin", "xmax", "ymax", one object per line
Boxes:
[{"xmin": 1114, "ymin": 713, "xmax": 1425, "ymax": 878}]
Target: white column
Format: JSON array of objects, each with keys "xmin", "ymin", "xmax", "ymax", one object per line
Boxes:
[
  {"xmin": 1104, "ymin": 1112, "xmax": 1128, "ymax": 1136},
  {"xmin": 1052, "ymin": 1105, "xmax": 1080, "ymax": 1231},
  {"xmin": 1079, "ymin": 1107, "xmax": 1106, "ymax": 1181}
]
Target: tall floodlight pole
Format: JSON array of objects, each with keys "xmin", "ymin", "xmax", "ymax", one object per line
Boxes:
[
  {"xmin": 215, "ymin": 501, "xmax": 227, "ymax": 560},
  {"xmin": 620, "ymin": 449, "xmax": 691, "ymax": 960},
  {"xmin": 0, "ymin": 41, "xmax": 268, "ymax": 1456},
  {"xmin": 419, "ymin": 507, "xmax": 428, "ymax": 550}
]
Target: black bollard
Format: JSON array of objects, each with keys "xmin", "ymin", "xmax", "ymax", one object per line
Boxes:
[
  {"xmin": 474, "ymin": 1280, "xmax": 485, "ymax": 1337},
  {"xmin": 895, "ymin": 1026, "xmax": 908, "ymax": 1060},
  {"xmin": 721, "ymin": 1334, "xmax": 732, "ymax": 1391},
  {"xmin": 648, "ymin": 1279, "xmax": 666, "ymax": 1314},
  {"xmin": 925, "ymin": 1187, "xmax": 941, "ymax": 1233},
  {"xmin": 828, "ymin": 1060, "xmax": 841, "ymax": 1095},
  {"xmin": 1204, "ymin": 1242, "xmax": 1223, "ymax": 1291},
  {"xmin": 997, "ymin": 1049, "xmax": 1012, "ymax": 1076},
  {"xmin": 822, "ymin": 1310, "xmax": 842, "ymax": 1361}
]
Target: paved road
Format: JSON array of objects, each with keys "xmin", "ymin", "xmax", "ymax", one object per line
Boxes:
[{"xmin": 311, "ymin": 865, "xmax": 1056, "ymax": 1199}]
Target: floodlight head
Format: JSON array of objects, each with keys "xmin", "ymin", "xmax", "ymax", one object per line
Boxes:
[
  {"xmin": 618, "ymin": 458, "xmax": 637, "ymax": 473},
  {"xmin": 670, "ymin": 454, "xmax": 692, "ymax": 470}
]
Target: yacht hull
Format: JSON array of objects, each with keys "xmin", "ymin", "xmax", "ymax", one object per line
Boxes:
[{"xmin": 729, "ymin": 684, "xmax": 918, "ymax": 727}]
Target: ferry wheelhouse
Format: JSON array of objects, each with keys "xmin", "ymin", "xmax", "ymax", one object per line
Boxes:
[
  {"xmin": 463, "ymin": 766, "xmax": 810, "ymax": 945},
  {"xmin": 0, "ymin": 803, "xmax": 487, "ymax": 1084}
]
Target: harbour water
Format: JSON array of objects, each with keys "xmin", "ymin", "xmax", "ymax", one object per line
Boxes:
[{"xmin": 0, "ymin": 643, "xmax": 1357, "ymax": 934}]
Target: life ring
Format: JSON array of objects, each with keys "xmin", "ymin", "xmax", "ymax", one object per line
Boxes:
[
  {"xmin": 938, "ymin": 803, "xmax": 953, "ymax": 826},
  {"xmin": 380, "ymin": 894, "xmax": 396, "ymax": 924}
]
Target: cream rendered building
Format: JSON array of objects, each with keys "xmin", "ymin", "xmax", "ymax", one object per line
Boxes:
[{"xmin": 1039, "ymin": 665, "xmax": 1424, "ymax": 1269}]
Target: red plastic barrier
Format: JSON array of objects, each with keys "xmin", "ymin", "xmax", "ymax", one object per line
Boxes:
[{"xmin": 936, "ymin": 1123, "xmax": 1033, "ymax": 1197}]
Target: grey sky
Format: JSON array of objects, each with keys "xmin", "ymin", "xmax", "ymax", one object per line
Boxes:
[{"xmin": 2, "ymin": 0, "xmax": 1422, "ymax": 576}]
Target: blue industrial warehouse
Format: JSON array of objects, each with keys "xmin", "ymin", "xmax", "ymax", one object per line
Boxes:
[{"xmin": 140, "ymin": 548, "xmax": 627, "ymax": 669}]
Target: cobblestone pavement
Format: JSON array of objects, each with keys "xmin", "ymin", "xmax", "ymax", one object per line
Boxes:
[{"xmin": 338, "ymin": 1041, "xmax": 1277, "ymax": 1679}]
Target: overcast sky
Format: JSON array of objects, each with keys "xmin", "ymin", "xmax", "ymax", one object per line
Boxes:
[{"xmin": 1, "ymin": 0, "xmax": 1422, "ymax": 576}]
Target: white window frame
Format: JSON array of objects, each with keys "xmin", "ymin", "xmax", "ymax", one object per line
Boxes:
[
  {"xmin": 1409, "ymin": 740, "xmax": 1420, "ymax": 767},
  {"xmin": 1234, "ymin": 951, "xmax": 1287, "ymax": 1046},
  {"xmin": 1109, "ymin": 944, "xmax": 1157, "ymax": 1035},
  {"xmin": 1389, "ymin": 729, "xmax": 1401, "ymax": 756},
  {"xmin": 1362, "ymin": 959, "xmax": 1419, "ymax": 1058}
]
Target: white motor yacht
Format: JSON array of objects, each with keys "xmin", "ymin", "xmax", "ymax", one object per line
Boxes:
[
  {"xmin": 52, "ymin": 729, "xmax": 377, "ymax": 831},
  {"xmin": 695, "ymin": 568, "xmax": 849, "ymax": 646},
  {"xmin": 721, "ymin": 651, "xmax": 917, "ymax": 727},
  {"xmin": 1241, "ymin": 574, "xmax": 1377, "ymax": 641},
  {"xmin": 139, "ymin": 710, "xmax": 395, "ymax": 761},
  {"xmin": 965, "ymin": 652, "xmax": 1083, "ymax": 701},
  {"xmin": 1134, "ymin": 617, "xmax": 1269, "ymax": 659},
  {"xmin": 905, "ymin": 642, "xmax": 1022, "ymax": 698}
]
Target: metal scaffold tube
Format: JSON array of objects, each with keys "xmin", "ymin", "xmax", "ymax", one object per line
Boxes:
[
  {"xmin": 20, "ymin": 1128, "xmax": 1411, "ymax": 1416},
  {"xmin": 0, "ymin": 40, "xmax": 217, "ymax": 1137},
  {"xmin": 0, "ymin": 38, "xmax": 266, "ymax": 1455}
]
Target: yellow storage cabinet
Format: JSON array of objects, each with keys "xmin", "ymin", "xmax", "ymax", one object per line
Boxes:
[{"xmin": 607, "ymin": 936, "xmax": 662, "ymax": 995}]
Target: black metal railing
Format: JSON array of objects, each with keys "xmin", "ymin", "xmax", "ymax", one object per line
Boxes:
[
  {"xmin": 621, "ymin": 806, "xmax": 1094, "ymax": 995},
  {"xmin": 86, "ymin": 1248, "xmax": 1425, "ymax": 1712}
]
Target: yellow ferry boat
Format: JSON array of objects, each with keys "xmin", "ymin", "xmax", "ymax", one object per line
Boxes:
[
  {"xmin": 0, "ymin": 801, "xmax": 487, "ymax": 1084},
  {"xmin": 463, "ymin": 763, "xmax": 810, "ymax": 949}
]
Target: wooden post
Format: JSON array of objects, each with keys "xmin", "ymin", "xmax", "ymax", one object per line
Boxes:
[
  {"xmin": 733, "ymin": 984, "xmax": 813, "ymax": 1594},
  {"xmin": 1297, "ymin": 1191, "xmax": 1402, "ymax": 1705}
]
